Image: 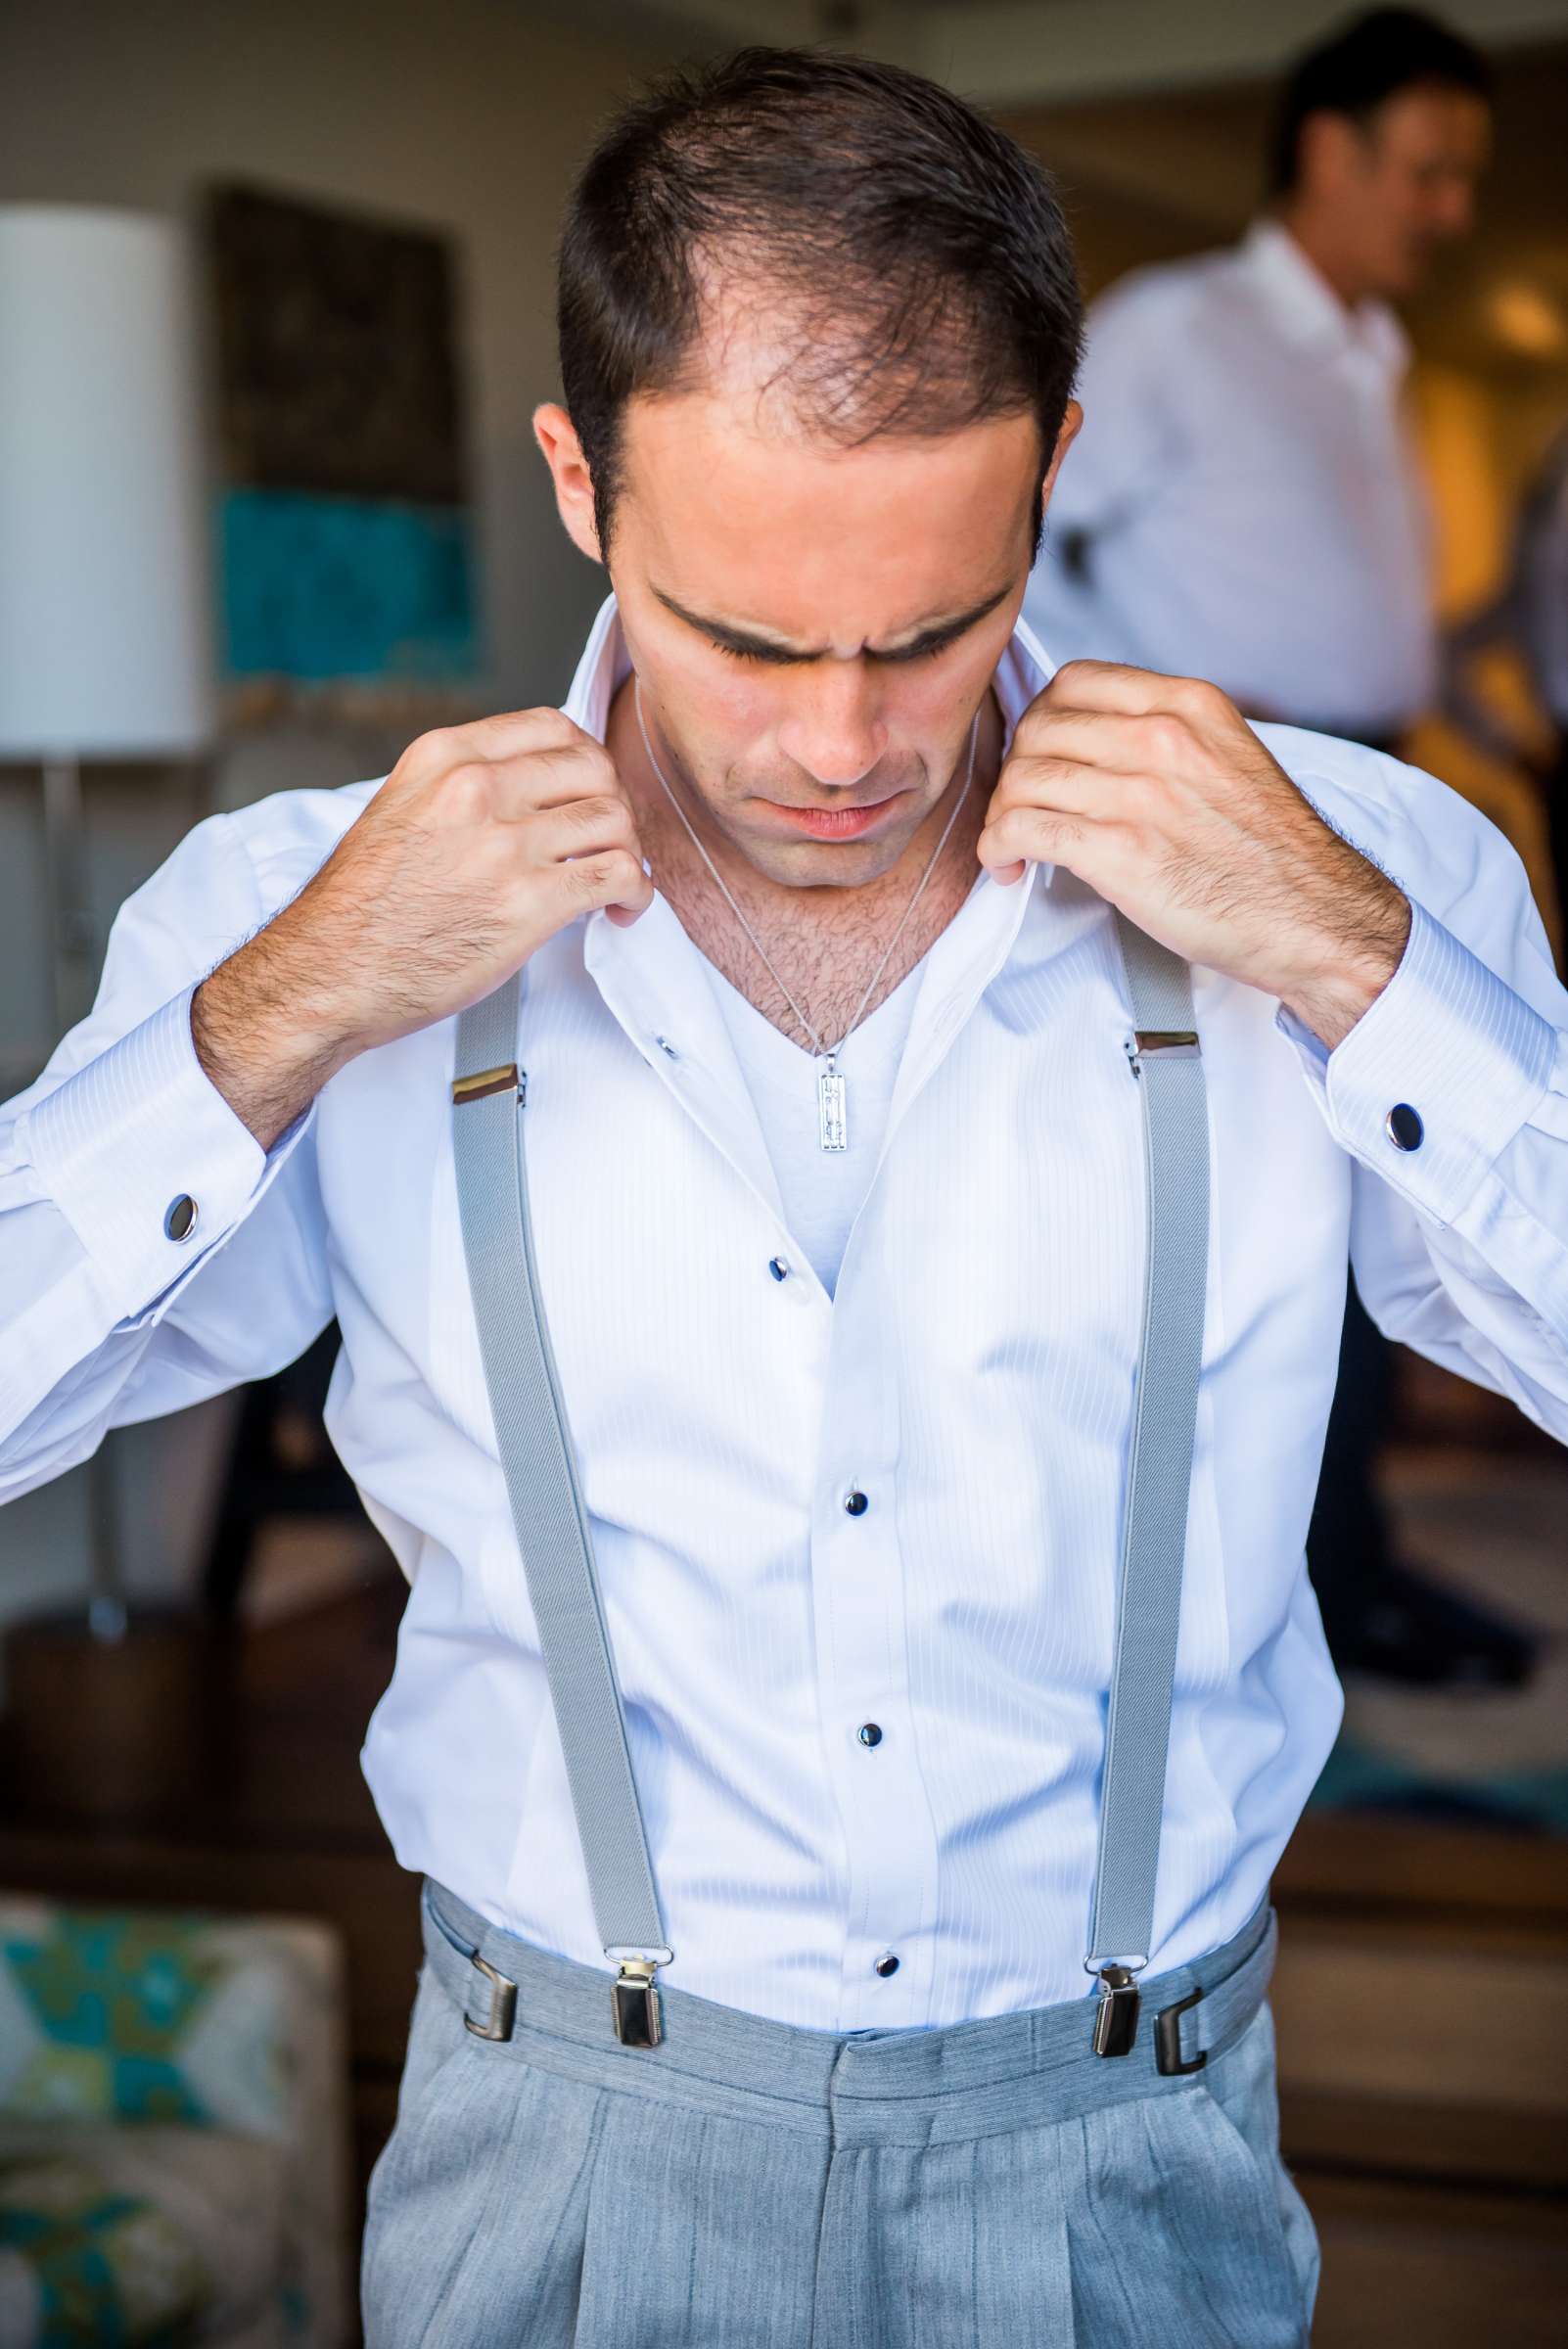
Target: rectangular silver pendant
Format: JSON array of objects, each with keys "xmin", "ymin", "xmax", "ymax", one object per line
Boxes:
[{"xmin": 817, "ymin": 1067, "xmax": 848, "ymax": 1153}]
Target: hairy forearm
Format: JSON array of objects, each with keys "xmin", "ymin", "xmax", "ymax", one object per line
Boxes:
[
  {"xmin": 1277, "ymin": 891, "xmax": 1412, "ymax": 1053},
  {"xmin": 191, "ymin": 924, "xmax": 357, "ymax": 1154}
]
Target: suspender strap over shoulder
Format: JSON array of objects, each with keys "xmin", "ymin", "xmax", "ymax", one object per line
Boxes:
[
  {"xmin": 1084, "ymin": 915, "xmax": 1211, "ymax": 2058},
  {"xmin": 449, "ymin": 913, "xmax": 1211, "ymax": 2057},
  {"xmin": 451, "ymin": 970, "xmax": 672, "ymax": 2049}
]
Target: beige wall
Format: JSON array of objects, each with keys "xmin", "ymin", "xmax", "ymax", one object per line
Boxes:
[
  {"xmin": 0, "ymin": 0, "xmax": 690, "ymax": 1087},
  {"xmin": 0, "ymin": 0, "xmax": 682, "ymax": 706},
  {"xmin": 0, "ymin": 0, "xmax": 689, "ymax": 1615}
]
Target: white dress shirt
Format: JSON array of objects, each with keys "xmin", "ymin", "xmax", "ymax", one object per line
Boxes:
[
  {"xmin": 3, "ymin": 595, "xmax": 1566, "ymax": 2033},
  {"xmin": 1025, "ymin": 218, "xmax": 1436, "ymax": 737}
]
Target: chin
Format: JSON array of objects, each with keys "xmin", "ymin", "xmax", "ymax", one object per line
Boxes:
[{"xmin": 749, "ymin": 827, "xmax": 913, "ymax": 890}]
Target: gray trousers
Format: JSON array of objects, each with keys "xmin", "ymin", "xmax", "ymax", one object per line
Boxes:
[{"xmin": 360, "ymin": 1880, "xmax": 1320, "ymax": 2346}]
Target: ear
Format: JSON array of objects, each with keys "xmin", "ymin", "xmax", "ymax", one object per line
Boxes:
[
  {"xmin": 532, "ymin": 402, "xmax": 603, "ymax": 566},
  {"xmin": 1297, "ymin": 110, "xmax": 1365, "ymax": 197},
  {"xmin": 1038, "ymin": 398, "xmax": 1083, "ymax": 526},
  {"xmin": 1033, "ymin": 403, "xmax": 1084, "ymax": 549}
]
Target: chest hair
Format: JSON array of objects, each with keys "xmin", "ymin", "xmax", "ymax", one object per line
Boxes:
[{"xmin": 648, "ymin": 806, "xmax": 991, "ymax": 1051}]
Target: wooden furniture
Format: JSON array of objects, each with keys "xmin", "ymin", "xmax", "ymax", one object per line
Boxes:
[{"xmin": 1273, "ymin": 1813, "xmax": 1568, "ymax": 2344}]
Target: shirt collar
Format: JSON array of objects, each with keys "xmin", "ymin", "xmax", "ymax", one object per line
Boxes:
[{"xmin": 1238, "ymin": 216, "xmax": 1409, "ymax": 380}]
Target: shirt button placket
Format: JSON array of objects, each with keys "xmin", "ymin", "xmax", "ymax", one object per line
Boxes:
[{"xmin": 823, "ymin": 1444, "xmax": 926, "ymax": 2024}]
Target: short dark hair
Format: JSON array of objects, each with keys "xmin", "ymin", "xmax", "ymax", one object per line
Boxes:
[
  {"xmin": 557, "ymin": 47, "xmax": 1084, "ymax": 553},
  {"xmin": 1268, "ymin": 7, "xmax": 1491, "ymax": 195}
]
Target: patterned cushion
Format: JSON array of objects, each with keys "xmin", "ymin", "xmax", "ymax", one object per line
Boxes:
[
  {"xmin": 0, "ymin": 2123, "xmax": 286, "ymax": 2342},
  {"xmin": 0, "ymin": 1903, "xmax": 291, "ymax": 2137},
  {"xmin": 0, "ymin": 1899, "xmax": 349, "ymax": 2347},
  {"xmin": 0, "ymin": 2153, "xmax": 209, "ymax": 2345}
]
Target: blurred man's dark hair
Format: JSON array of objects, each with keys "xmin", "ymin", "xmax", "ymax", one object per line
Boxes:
[
  {"xmin": 557, "ymin": 45, "xmax": 1084, "ymax": 553},
  {"xmin": 1268, "ymin": 7, "xmax": 1493, "ymax": 195}
]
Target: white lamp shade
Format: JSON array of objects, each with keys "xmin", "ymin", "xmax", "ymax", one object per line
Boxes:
[{"xmin": 0, "ymin": 205, "xmax": 215, "ymax": 759}]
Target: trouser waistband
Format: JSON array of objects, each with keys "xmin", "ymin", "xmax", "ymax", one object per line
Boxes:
[{"xmin": 418, "ymin": 1880, "xmax": 1278, "ymax": 2146}]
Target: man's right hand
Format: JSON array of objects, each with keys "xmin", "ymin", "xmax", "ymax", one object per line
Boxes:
[{"xmin": 192, "ymin": 710, "xmax": 654, "ymax": 1151}]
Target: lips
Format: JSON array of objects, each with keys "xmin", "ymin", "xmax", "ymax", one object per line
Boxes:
[{"xmin": 761, "ymin": 790, "xmax": 908, "ymax": 839}]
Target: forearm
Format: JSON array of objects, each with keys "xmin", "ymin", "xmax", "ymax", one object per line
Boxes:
[
  {"xmin": 1278, "ymin": 891, "xmax": 1413, "ymax": 1054},
  {"xmin": 191, "ymin": 922, "xmax": 358, "ymax": 1154}
]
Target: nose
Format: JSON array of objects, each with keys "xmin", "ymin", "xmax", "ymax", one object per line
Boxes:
[{"xmin": 776, "ymin": 663, "xmax": 888, "ymax": 790}]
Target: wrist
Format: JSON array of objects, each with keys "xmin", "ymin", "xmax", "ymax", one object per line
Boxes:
[
  {"xmin": 1278, "ymin": 893, "xmax": 1411, "ymax": 1053},
  {"xmin": 191, "ymin": 937, "xmax": 354, "ymax": 1152}
]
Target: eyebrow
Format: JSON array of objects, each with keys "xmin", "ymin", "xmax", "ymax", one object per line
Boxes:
[{"xmin": 651, "ymin": 579, "xmax": 1015, "ymax": 665}]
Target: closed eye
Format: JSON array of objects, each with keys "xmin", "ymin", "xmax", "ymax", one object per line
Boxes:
[
  {"xmin": 877, "ymin": 625, "xmax": 971, "ymax": 665},
  {"xmin": 709, "ymin": 626, "xmax": 967, "ymax": 668},
  {"xmin": 710, "ymin": 635, "xmax": 799, "ymax": 667}
]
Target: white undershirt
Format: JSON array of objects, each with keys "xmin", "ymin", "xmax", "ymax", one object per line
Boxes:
[{"xmin": 708, "ymin": 957, "xmax": 924, "ymax": 1296}]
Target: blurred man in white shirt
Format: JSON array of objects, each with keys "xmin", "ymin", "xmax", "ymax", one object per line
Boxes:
[
  {"xmin": 1026, "ymin": 7, "xmax": 1487, "ymax": 740},
  {"xmin": 1025, "ymin": 11, "xmax": 1525, "ymax": 1687}
]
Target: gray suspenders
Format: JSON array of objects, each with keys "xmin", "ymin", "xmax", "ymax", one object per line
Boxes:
[
  {"xmin": 449, "ymin": 982, "xmax": 673, "ymax": 2050},
  {"xmin": 450, "ymin": 909, "xmax": 1209, "ymax": 2058},
  {"xmin": 1086, "ymin": 918, "xmax": 1209, "ymax": 2060}
]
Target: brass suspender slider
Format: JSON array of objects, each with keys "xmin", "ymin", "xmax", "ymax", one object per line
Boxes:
[
  {"xmin": 1132, "ymin": 1031, "xmax": 1200, "ymax": 1058},
  {"xmin": 1091, "ymin": 1963, "xmax": 1142, "ymax": 2056},
  {"xmin": 452, "ymin": 1061, "xmax": 524, "ymax": 1105},
  {"xmin": 612, "ymin": 1958, "xmax": 664, "ymax": 2049}
]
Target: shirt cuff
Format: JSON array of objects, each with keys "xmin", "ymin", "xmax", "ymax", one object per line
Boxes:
[
  {"xmin": 20, "ymin": 979, "xmax": 308, "ymax": 1324},
  {"xmin": 1275, "ymin": 898, "xmax": 1557, "ymax": 1226}
]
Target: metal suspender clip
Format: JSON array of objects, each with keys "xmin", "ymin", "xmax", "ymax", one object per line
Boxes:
[
  {"xmin": 611, "ymin": 1958, "xmax": 664, "ymax": 2048},
  {"xmin": 1090, "ymin": 1961, "xmax": 1143, "ymax": 2057}
]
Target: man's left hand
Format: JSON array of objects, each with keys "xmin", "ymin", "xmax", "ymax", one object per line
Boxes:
[{"xmin": 978, "ymin": 660, "xmax": 1412, "ymax": 1051}]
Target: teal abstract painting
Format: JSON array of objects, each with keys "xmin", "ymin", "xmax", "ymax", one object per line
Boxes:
[
  {"xmin": 219, "ymin": 489, "xmax": 477, "ymax": 682},
  {"xmin": 208, "ymin": 182, "xmax": 479, "ymax": 684}
]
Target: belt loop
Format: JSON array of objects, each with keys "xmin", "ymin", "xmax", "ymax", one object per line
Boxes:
[
  {"xmin": 464, "ymin": 1950, "xmax": 518, "ymax": 2042},
  {"xmin": 1154, "ymin": 1982, "xmax": 1207, "ymax": 2076}
]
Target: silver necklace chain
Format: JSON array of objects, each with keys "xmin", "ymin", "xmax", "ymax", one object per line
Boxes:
[{"xmin": 633, "ymin": 677, "xmax": 979, "ymax": 1072}]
